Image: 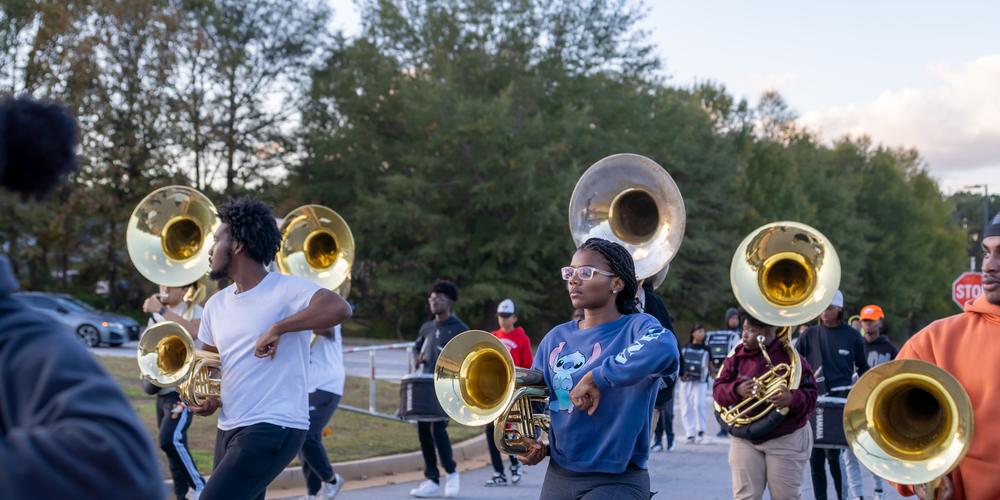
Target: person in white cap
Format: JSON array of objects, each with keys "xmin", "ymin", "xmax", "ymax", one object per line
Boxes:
[
  {"xmin": 795, "ymin": 290, "xmax": 870, "ymax": 500},
  {"xmin": 483, "ymin": 298, "xmax": 533, "ymax": 487}
]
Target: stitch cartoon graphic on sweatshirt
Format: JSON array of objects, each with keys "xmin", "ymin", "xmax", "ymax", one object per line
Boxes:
[{"xmin": 548, "ymin": 341, "xmax": 602, "ymax": 413}]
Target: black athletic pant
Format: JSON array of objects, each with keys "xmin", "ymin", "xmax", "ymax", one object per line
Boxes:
[
  {"xmin": 417, "ymin": 420, "xmax": 456, "ymax": 483},
  {"xmin": 484, "ymin": 421, "xmax": 519, "ymax": 474},
  {"xmin": 810, "ymin": 448, "xmax": 844, "ymax": 500},
  {"xmin": 157, "ymin": 392, "xmax": 205, "ymax": 500},
  {"xmin": 299, "ymin": 390, "xmax": 342, "ymax": 495},
  {"xmin": 201, "ymin": 422, "xmax": 306, "ymax": 500}
]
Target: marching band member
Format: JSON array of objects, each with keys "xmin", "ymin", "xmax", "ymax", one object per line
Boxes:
[
  {"xmin": 191, "ymin": 197, "xmax": 351, "ymax": 500},
  {"xmin": 518, "ymin": 238, "xmax": 679, "ymax": 500},
  {"xmin": 0, "ymin": 96, "xmax": 164, "ymax": 499},
  {"xmin": 714, "ymin": 309, "xmax": 818, "ymax": 500},
  {"xmin": 890, "ymin": 214, "xmax": 1000, "ymax": 500}
]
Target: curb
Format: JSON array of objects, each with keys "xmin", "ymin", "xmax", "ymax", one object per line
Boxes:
[
  {"xmin": 269, "ymin": 434, "xmax": 488, "ymax": 490},
  {"xmin": 165, "ymin": 434, "xmax": 488, "ymax": 495}
]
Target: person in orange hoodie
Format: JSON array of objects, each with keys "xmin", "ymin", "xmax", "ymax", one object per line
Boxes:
[
  {"xmin": 893, "ymin": 213, "xmax": 1000, "ymax": 500},
  {"xmin": 483, "ymin": 298, "xmax": 533, "ymax": 487}
]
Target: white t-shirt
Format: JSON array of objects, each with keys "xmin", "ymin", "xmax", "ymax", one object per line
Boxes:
[
  {"xmin": 198, "ymin": 272, "xmax": 321, "ymax": 431},
  {"xmin": 308, "ymin": 324, "xmax": 345, "ymax": 396}
]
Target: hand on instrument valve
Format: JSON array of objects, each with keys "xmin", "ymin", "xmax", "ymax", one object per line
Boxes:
[
  {"xmin": 914, "ymin": 477, "xmax": 953, "ymax": 500},
  {"xmin": 189, "ymin": 396, "xmax": 221, "ymax": 417},
  {"xmin": 767, "ymin": 386, "xmax": 793, "ymax": 409},
  {"xmin": 142, "ymin": 295, "xmax": 164, "ymax": 314},
  {"xmin": 735, "ymin": 378, "xmax": 756, "ymax": 399},
  {"xmin": 255, "ymin": 325, "xmax": 282, "ymax": 359},
  {"xmin": 569, "ymin": 371, "xmax": 602, "ymax": 416},
  {"xmin": 516, "ymin": 436, "xmax": 548, "ymax": 466}
]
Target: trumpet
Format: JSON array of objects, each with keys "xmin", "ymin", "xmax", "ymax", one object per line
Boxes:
[
  {"xmin": 715, "ymin": 221, "xmax": 840, "ymax": 439},
  {"xmin": 844, "ymin": 360, "xmax": 972, "ymax": 500},
  {"xmin": 434, "ymin": 330, "xmax": 549, "ymax": 455},
  {"xmin": 137, "ymin": 322, "xmax": 221, "ymax": 406}
]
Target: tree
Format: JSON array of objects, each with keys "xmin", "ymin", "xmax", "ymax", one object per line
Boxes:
[
  {"xmin": 293, "ymin": 0, "xmax": 743, "ymax": 337},
  {"xmin": 201, "ymin": 0, "xmax": 330, "ymax": 192}
]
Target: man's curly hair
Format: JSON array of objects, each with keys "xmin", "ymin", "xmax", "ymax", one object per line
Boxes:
[{"xmin": 217, "ymin": 197, "xmax": 281, "ymax": 266}]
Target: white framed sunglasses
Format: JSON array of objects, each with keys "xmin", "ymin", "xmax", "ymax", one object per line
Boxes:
[{"xmin": 561, "ymin": 266, "xmax": 615, "ymax": 281}]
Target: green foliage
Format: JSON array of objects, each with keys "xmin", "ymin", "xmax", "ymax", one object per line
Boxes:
[{"xmin": 0, "ymin": 0, "xmax": 974, "ymax": 343}]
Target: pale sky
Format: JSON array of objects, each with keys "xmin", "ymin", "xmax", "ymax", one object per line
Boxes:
[{"xmin": 328, "ymin": 0, "xmax": 999, "ymax": 193}]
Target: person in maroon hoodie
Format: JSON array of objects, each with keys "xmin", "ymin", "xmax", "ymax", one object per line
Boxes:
[
  {"xmin": 483, "ymin": 298, "xmax": 533, "ymax": 487},
  {"xmin": 714, "ymin": 309, "xmax": 818, "ymax": 500}
]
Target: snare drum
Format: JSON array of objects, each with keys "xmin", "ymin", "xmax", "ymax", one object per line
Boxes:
[
  {"xmin": 399, "ymin": 373, "xmax": 448, "ymax": 422},
  {"xmin": 810, "ymin": 395, "xmax": 847, "ymax": 449}
]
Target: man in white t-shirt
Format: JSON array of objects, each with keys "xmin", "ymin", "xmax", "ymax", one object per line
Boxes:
[
  {"xmin": 141, "ymin": 282, "xmax": 207, "ymax": 500},
  {"xmin": 189, "ymin": 198, "xmax": 352, "ymax": 500},
  {"xmin": 297, "ymin": 324, "xmax": 346, "ymax": 499}
]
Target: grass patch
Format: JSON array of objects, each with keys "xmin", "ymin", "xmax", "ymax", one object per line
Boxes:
[{"xmin": 98, "ymin": 355, "xmax": 481, "ymax": 474}]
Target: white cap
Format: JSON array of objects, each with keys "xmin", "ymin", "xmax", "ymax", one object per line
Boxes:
[
  {"xmin": 831, "ymin": 290, "xmax": 844, "ymax": 309},
  {"xmin": 497, "ymin": 299, "xmax": 516, "ymax": 315}
]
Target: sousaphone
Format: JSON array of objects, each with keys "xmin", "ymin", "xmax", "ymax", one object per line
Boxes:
[{"xmin": 568, "ymin": 153, "xmax": 685, "ymax": 281}]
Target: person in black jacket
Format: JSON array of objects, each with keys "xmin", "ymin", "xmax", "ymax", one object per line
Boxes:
[
  {"xmin": 410, "ymin": 280, "xmax": 468, "ymax": 498},
  {"xmin": 859, "ymin": 304, "xmax": 898, "ymax": 368},
  {"xmin": 0, "ymin": 96, "xmax": 164, "ymax": 499},
  {"xmin": 796, "ymin": 290, "xmax": 870, "ymax": 500},
  {"xmin": 639, "ymin": 280, "xmax": 677, "ymax": 452}
]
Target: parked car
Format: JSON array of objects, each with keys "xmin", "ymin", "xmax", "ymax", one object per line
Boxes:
[
  {"xmin": 56, "ymin": 294, "xmax": 143, "ymax": 341},
  {"xmin": 13, "ymin": 291, "xmax": 139, "ymax": 347}
]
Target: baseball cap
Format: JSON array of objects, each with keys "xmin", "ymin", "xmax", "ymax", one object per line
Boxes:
[
  {"xmin": 830, "ymin": 290, "xmax": 844, "ymax": 309},
  {"xmin": 497, "ymin": 299, "xmax": 516, "ymax": 317},
  {"xmin": 859, "ymin": 304, "xmax": 884, "ymax": 321}
]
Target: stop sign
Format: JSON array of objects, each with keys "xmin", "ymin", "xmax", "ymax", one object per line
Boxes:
[{"xmin": 952, "ymin": 272, "xmax": 984, "ymax": 309}]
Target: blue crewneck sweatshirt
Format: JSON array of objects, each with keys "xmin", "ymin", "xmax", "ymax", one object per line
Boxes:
[{"xmin": 532, "ymin": 312, "xmax": 679, "ymax": 473}]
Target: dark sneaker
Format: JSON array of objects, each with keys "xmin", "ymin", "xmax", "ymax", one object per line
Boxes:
[{"xmin": 484, "ymin": 473, "xmax": 508, "ymax": 487}]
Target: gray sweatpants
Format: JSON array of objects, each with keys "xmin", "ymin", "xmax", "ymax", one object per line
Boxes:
[{"xmin": 539, "ymin": 460, "xmax": 651, "ymax": 500}]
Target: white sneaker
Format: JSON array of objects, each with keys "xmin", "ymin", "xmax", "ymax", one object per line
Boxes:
[
  {"xmin": 410, "ymin": 479, "xmax": 441, "ymax": 498},
  {"xmin": 444, "ymin": 471, "xmax": 460, "ymax": 497},
  {"xmin": 188, "ymin": 490, "xmax": 202, "ymax": 500},
  {"xmin": 873, "ymin": 491, "xmax": 886, "ymax": 500},
  {"xmin": 320, "ymin": 473, "xmax": 345, "ymax": 499}
]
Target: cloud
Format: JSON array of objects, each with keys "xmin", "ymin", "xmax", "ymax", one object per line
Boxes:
[{"xmin": 800, "ymin": 54, "xmax": 1000, "ymax": 191}]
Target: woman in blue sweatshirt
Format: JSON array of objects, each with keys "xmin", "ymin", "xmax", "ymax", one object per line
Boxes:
[{"xmin": 517, "ymin": 238, "xmax": 680, "ymax": 500}]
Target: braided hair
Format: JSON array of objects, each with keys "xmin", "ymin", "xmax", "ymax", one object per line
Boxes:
[{"xmin": 579, "ymin": 238, "xmax": 640, "ymax": 314}]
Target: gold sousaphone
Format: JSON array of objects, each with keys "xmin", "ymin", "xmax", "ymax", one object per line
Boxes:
[
  {"xmin": 127, "ymin": 185, "xmax": 222, "ymax": 405},
  {"xmin": 137, "ymin": 322, "xmax": 221, "ymax": 406},
  {"xmin": 844, "ymin": 360, "xmax": 972, "ymax": 500},
  {"xmin": 434, "ymin": 330, "xmax": 549, "ymax": 455},
  {"xmin": 716, "ymin": 221, "xmax": 841, "ymax": 438},
  {"xmin": 126, "ymin": 185, "xmax": 219, "ymax": 287},
  {"xmin": 276, "ymin": 204, "xmax": 354, "ymax": 295},
  {"xmin": 568, "ymin": 153, "xmax": 685, "ymax": 282},
  {"xmin": 276, "ymin": 204, "xmax": 354, "ymax": 345}
]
